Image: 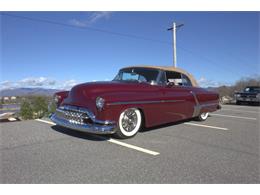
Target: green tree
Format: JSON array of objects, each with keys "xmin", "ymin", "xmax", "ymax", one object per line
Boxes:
[
  {"xmin": 32, "ymin": 96, "xmax": 48, "ymax": 118},
  {"xmin": 20, "ymin": 101, "xmax": 33, "ymax": 120},
  {"xmin": 0, "ymin": 98, "xmax": 4, "ymax": 106}
]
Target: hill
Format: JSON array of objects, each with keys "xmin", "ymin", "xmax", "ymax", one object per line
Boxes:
[{"xmin": 0, "ymin": 88, "xmax": 60, "ymax": 97}]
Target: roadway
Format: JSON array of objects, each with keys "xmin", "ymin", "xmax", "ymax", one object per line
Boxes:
[{"xmin": 0, "ymin": 104, "xmax": 259, "ymax": 183}]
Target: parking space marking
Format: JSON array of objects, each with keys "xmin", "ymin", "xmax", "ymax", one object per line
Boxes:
[
  {"xmin": 106, "ymin": 139, "xmax": 160, "ymax": 155},
  {"xmin": 210, "ymin": 113, "xmax": 257, "ymax": 120},
  {"xmin": 35, "ymin": 119, "xmax": 160, "ymax": 156},
  {"xmin": 7, "ymin": 117, "xmax": 17, "ymax": 121},
  {"xmin": 184, "ymin": 122, "xmax": 229, "ymax": 130},
  {"xmin": 221, "ymin": 108, "xmax": 259, "ymax": 114},
  {"xmin": 35, "ymin": 118, "xmax": 55, "ymax": 125}
]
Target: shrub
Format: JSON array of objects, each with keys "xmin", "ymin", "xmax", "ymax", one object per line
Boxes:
[
  {"xmin": 31, "ymin": 96, "xmax": 48, "ymax": 118},
  {"xmin": 47, "ymin": 101, "xmax": 57, "ymax": 115},
  {"xmin": 19, "ymin": 96, "xmax": 51, "ymax": 120},
  {"xmin": 20, "ymin": 101, "xmax": 34, "ymax": 120}
]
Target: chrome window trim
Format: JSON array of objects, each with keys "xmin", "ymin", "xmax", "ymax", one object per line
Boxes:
[
  {"xmin": 113, "ymin": 67, "xmax": 161, "ymax": 83},
  {"xmin": 107, "ymin": 99, "xmax": 185, "ymax": 106}
]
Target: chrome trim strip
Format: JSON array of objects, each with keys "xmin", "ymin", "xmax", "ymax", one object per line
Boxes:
[
  {"xmin": 192, "ymin": 105, "xmax": 201, "ymax": 117},
  {"xmin": 201, "ymin": 102, "xmax": 219, "ymax": 107},
  {"xmin": 190, "ymin": 91, "xmax": 199, "ymax": 105},
  {"xmin": 107, "ymin": 99, "xmax": 185, "ymax": 106},
  {"xmin": 192, "ymin": 102, "xmax": 220, "ymax": 117},
  {"xmin": 190, "ymin": 91, "xmax": 200, "ymax": 117}
]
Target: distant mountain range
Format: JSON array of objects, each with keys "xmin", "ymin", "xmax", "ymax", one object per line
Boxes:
[
  {"xmin": 205, "ymin": 87, "xmax": 218, "ymax": 92},
  {"xmin": 0, "ymin": 88, "xmax": 60, "ymax": 97}
]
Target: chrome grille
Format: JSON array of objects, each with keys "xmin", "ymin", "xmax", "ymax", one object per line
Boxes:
[
  {"xmin": 241, "ymin": 94, "xmax": 256, "ymax": 98},
  {"xmin": 55, "ymin": 107, "xmax": 89, "ymax": 125}
]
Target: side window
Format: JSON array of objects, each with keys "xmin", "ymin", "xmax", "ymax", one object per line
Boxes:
[
  {"xmin": 165, "ymin": 71, "xmax": 182, "ymax": 86},
  {"xmin": 181, "ymin": 74, "xmax": 192, "ymax": 86},
  {"xmin": 158, "ymin": 71, "xmax": 167, "ymax": 85}
]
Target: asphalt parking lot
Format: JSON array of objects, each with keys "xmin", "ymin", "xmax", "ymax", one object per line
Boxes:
[{"xmin": 0, "ymin": 104, "xmax": 259, "ymax": 183}]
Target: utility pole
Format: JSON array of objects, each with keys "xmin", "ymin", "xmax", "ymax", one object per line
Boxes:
[{"xmin": 168, "ymin": 22, "xmax": 184, "ymax": 68}]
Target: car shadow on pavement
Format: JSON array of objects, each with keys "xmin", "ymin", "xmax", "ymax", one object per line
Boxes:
[
  {"xmin": 140, "ymin": 118, "xmax": 192, "ymax": 133},
  {"xmin": 51, "ymin": 125, "xmax": 110, "ymax": 141},
  {"xmin": 50, "ymin": 118, "xmax": 201, "ymax": 139},
  {"xmin": 0, "ymin": 118, "xmax": 21, "ymax": 123},
  {"xmin": 225, "ymin": 103, "xmax": 260, "ymax": 107}
]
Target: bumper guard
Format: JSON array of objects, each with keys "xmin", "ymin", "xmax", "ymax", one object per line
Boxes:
[{"xmin": 50, "ymin": 105, "xmax": 116, "ymax": 134}]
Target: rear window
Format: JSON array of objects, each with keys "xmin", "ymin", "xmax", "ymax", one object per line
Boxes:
[
  {"xmin": 165, "ymin": 71, "xmax": 192, "ymax": 86},
  {"xmin": 244, "ymin": 87, "xmax": 260, "ymax": 93}
]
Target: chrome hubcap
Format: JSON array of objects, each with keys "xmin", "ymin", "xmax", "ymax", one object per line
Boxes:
[{"xmin": 121, "ymin": 109, "xmax": 138, "ymax": 132}]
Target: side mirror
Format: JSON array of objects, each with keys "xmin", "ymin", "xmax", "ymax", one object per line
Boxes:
[{"xmin": 150, "ymin": 80, "xmax": 158, "ymax": 85}]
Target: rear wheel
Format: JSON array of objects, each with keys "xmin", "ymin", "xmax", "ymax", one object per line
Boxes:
[
  {"xmin": 196, "ymin": 112, "xmax": 209, "ymax": 121},
  {"xmin": 114, "ymin": 108, "xmax": 142, "ymax": 139}
]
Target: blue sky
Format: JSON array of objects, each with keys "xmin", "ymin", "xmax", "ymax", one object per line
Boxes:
[{"xmin": 0, "ymin": 12, "xmax": 259, "ymax": 89}]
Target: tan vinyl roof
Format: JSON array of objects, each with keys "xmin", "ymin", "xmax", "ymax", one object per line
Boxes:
[{"xmin": 123, "ymin": 65, "xmax": 198, "ymax": 87}]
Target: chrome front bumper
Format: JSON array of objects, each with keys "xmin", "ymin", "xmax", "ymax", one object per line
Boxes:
[
  {"xmin": 236, "ymin": 97, "xmax": 260, "ymax": 102},
  {"xmin": 50, "ymin": 105, "xmax": 116, "ymax": 134}
]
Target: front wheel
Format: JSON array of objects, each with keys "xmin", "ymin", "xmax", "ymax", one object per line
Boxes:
[
  {"xmin": 114, "ymin": 108, "xmax": 142, "ymax": 139},
  {"xmin": 195, "ymin": 112, "xmax": 209, "ymax": 121}
]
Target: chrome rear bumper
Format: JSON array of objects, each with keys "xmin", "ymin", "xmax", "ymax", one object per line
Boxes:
[{"xmin": 50, "ymin": 105, "xmax": 116, "ymax": 134}]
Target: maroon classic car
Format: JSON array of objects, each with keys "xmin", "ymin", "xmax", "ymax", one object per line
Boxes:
[{"xmin": 50, "ymin": 66, "xmax": 221, "ymax": 139}]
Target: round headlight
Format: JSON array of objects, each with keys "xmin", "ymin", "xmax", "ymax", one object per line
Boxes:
[{"xmin": 96, "ymin": 97, "xmax": 105, "ymax": 110}]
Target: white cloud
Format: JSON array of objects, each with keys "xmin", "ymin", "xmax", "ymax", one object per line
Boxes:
[
  {"xmin": 69, "ymin": 12, "xmax": 112, "ymax": 27},
  {"xmin": 61, "ymin": 79, "xmax": 79, "ymax": 90},
  {"xmin": 20, "ymin": 77, "xmax": 56, "ymax": 87},
  {"xmin": 0, "ymin": 81, "xmax": 16, "ymax": 90},
  {"xmin": 197, "ymin": 76, "xmax": 230, "ymax": 88},
  {"xmin": 0, "ymin": 77, "xmax": 80, "ymax": 90},
  {"xmin": 0, "ymin": 77, "xmax": 69, "ymax": 90}
]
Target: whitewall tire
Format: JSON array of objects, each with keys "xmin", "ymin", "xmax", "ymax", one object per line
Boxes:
[
  {"xmin": 114, "ymin": 108, "xmax": 142, "ymax": 139},
  {"xmin": 196, "ymin": 112, "xmax": 209, "ymax": 121}
]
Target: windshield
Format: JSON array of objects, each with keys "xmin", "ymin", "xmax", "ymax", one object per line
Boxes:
[
  {"xmin": 244, "ymin": 87, "xmax": 260, "ymax": 93},
  {"xmin": 113, "ymin": 68, "xmax": 160, "ymax": 83}
]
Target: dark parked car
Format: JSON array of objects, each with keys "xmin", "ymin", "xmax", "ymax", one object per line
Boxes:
[
  {"xmin": 50, "ymin": 66, "xmax": 221, "ymax": 139},
  {"xmin": 234, "ymin": 86, "xmax": 260, "ymax": 105}
]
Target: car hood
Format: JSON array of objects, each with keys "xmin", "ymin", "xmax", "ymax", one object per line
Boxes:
[
  {"xmin": 71, "ymin": 81, "xmax": 151, "ymax": 94},
  {"xmin": 62, "ymin": 81, "xmax": 153, "ymax": 108}
]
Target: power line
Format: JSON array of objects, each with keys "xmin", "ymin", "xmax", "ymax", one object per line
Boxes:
[
  {"xmin": 1, "ymin": 13, "xmax": 171, "ymax": 45},
  {"xmin": 1, "ymin": 12, "xmax": 249, "ymax": 72},
  {"xmin": 1, "ymin": 13, "xmax": 221, "ymax": 65}
]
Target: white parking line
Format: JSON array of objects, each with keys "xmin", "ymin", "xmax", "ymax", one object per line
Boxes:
[
  {"xmin": 221, "ymin": 108, "xmax": 259, "ymax": 114},
  {"xmin": 8, "ymin": 117, "xmax": 17, "ymax": 121},
  {"xmin": 35, "ymin": 119, "xmax": 160, "ymax": 156},
  {"xmin": 184, "ymin": 122, "xmax": 229, "ymax": 130},
  {"xmin": 210, "ymin": 113, "xmax": 257, "ymax": 120},
  {"xmin": 107, "ymin": 139, "xmax": 160, "ymax": 155},
  {"xmin": 35, "ymin": 118, "xmax": 55, "ymax": 125}
]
